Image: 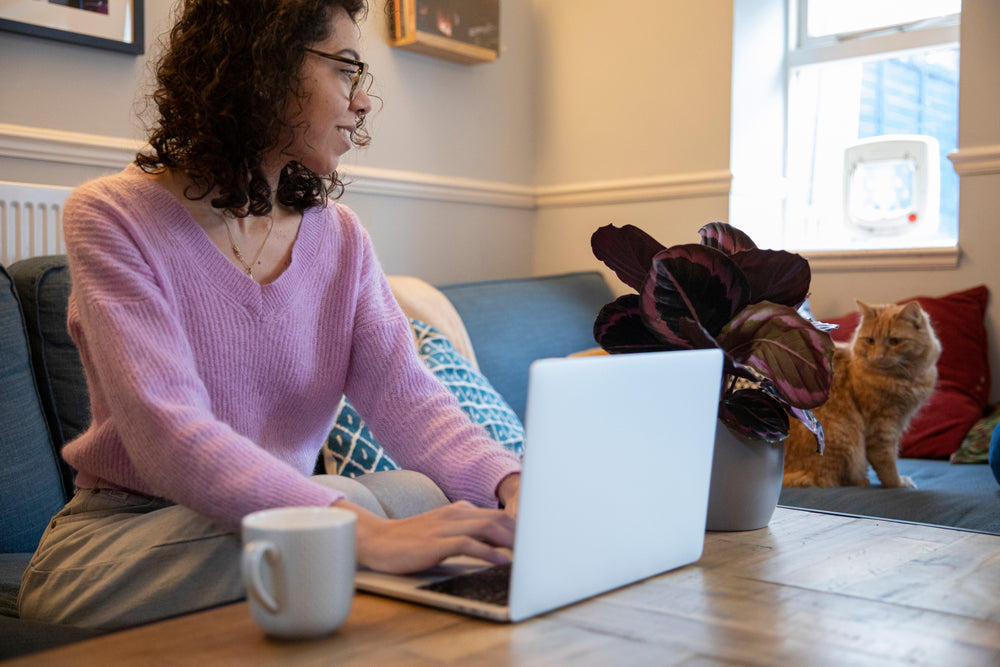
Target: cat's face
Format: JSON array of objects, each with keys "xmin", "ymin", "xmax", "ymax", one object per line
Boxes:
[{"xmin": 851, "ymin": 301, "xmax": 941, "ymax": 372}]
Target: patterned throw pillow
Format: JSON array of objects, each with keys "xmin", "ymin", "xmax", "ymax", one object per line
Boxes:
[
  {"xmin": 323, "ymin": 319, "xmax": 524, "ymax": 477},
  {"xmin": 325, "ymin": 397, "xmax": 400, "ymax": 477},
  {"xmin": 949, "ymin": 403, "xmax": 1000, "ymax": 464}
]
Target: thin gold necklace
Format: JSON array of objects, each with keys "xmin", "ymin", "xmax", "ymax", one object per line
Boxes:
[{"xmin": 221, "ymin": 215, "xmax": 274, "ymax": 280}]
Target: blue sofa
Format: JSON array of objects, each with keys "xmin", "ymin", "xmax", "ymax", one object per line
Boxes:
[
  {"xmin": 1, "ymin": 257, "xmax": 103, "ymax": 658},
  {"xmin": 2, "ymin": 255, "xmax": 998, "ymax": 658}
]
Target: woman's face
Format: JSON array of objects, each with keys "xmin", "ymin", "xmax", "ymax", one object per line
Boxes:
[{"xmin": 278, "ymin": 7, "xmax": 372, "ymax": 175}]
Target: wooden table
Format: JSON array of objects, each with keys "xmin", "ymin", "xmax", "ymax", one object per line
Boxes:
[{"xmin": 9, "ymin": 508, "xmax": 1000, "ymax": 666}]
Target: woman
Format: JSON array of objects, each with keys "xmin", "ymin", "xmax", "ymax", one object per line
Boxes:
[{"xmin": 18, "ymin": 0, "xmax": 521, "ymax": 630}]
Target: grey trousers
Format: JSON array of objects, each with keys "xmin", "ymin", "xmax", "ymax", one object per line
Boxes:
[{"xmin": 17, "ymin": 471, "xmax": 449, "ymax": 630}]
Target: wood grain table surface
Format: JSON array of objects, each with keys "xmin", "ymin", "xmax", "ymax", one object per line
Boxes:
[{"xmin": 8, "ymin": 507, "xmax": 1000, "ymax": 666}]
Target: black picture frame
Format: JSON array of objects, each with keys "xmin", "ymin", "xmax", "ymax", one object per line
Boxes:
[{"xmin": 0, "ymin": 1, "xmax": 144, "ymax": 55}]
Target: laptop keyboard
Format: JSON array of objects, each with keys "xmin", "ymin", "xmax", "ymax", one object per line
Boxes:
[{"xmin": 417, "ymin": 563, "xmax": 512, "ymax": 606}]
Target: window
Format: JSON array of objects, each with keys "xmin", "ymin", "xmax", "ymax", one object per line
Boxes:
[{"xmin": 783, "ymin": 0, "xmax": 961, "ymax": 251}]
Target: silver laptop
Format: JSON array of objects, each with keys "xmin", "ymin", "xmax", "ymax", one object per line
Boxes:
[{"xmin": 354, "ymin": 348, "xmax": 723, "ymax": 622}]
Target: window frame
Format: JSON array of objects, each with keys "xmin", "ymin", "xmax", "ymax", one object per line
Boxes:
[
  {"xmin": 792, "ymin": 0, "xmax": 961, "ymax": 56},
  {"xmin": 780, "ymin": 0, "xmax": 962, "ymax": 263}
]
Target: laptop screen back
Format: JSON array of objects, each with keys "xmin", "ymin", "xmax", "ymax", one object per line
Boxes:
[{"xmin": 508, "ymin": 349, "xmax": 723, "ymax": 621}]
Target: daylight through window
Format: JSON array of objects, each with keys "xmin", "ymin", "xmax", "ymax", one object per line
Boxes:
[{"xmin": 784, "ymin": 0, "xmax": 961, "ymax": 251}]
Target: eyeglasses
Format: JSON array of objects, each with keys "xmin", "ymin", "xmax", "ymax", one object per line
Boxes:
[{"xmin": 306, "ymin": 49, "xmax": 371, "ymax": 102}]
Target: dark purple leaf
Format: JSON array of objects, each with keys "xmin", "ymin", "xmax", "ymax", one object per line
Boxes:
[
  {"xmin": 719, "ymin": 389, "xmax": 789, "ymax": 442},
  {"xmin": 590, "ymin": 221, "xmax": 831, "ymax": 449},
  {"xmin": 730, "ymin": 249, "xmax": 811, "ymax": 307},
  {"xmin": 593, "ymin": 295, "xmax": 677, "ymax": 353},
  {"xmin": 591, "ymin": 224, "xmax": 665, "ymax": 292},
  {"xmin": 751, "ymin": 380, "xmax": 828, "ymax": 453},
  {"xmin": 716, "ymin": 302, "xmax": 834, "ymax": 408},
  {"xmin": 639, "ymin": 245, "xmax": 750, "ymax": 346},
  {"xmin": 698, "ymin": 222, "xmax": 758, "ymax": 255}
]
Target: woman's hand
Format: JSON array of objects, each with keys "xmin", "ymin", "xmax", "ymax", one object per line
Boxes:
[{"xmin": 334, "ymin": 499, "xmax": 515, "ymax": 574}]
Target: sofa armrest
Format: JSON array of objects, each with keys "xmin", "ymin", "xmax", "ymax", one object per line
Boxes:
[{"xmin": 387, "ymin": 275, "xmax": 479, "ymax": 370}]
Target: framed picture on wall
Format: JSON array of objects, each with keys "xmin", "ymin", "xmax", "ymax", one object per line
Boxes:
[
  {"xmin": 0, "ymin": 0, "xmax": 144, "ymax": 54},
  {"xmin": 389, "ymin": 0, "xmax": 499, "ymax": 65}
]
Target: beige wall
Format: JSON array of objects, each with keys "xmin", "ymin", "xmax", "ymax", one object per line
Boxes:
[
  {"xmin": 533, "ymin": 1, "xmax": 733, "ymax": 184},
  {"xmin": 340, "ymin": 0, "xmax": 539, "ymax": 282},
  {"xmin": 531, "ymin": 0, "xmax": 734, "ymax": 286}
]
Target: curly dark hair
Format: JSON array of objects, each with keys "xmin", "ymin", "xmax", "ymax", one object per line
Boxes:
[{"xmin": 136, "ymin": 0, "xmax": 369, "ymax": 216}]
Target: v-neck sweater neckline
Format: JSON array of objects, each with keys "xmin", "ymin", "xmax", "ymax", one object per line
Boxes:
[{"xmin": 126, "ymin": 164, "xmax": 323, "ymax": 312}]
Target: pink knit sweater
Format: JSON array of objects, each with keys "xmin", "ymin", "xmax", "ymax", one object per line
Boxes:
[{"xmin": 61, "ymin": 164, "xmax": 521, "ymax": 529}]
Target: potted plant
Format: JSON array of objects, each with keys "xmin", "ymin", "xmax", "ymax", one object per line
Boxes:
[{"xmin": 590, "ymin": 222, "xmax": 835, "ymax": 530}]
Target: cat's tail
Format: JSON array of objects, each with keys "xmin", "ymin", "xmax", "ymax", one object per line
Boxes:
[{"xmin": 782, "ymin": 470, "xmax": 818, "ymax": 488}]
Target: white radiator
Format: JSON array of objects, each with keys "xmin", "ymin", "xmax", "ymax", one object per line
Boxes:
[{"xmin": 0, "ymin": 181, "xmax": 74, "ymax": 266}]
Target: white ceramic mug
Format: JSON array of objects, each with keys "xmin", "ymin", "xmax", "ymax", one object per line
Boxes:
[{"xmin": 241, "ymin": 506, "xmax": 356, "ymax": 639}]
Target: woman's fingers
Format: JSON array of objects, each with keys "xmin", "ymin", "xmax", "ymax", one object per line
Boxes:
[
  {"xmin": 442, "ymin": 535, "xmax": 512, "ymax": 566},
  {"xmin": 341, "ymin": 500, "xmax": 517, "ymax": 574},
  {"xmin": 428, "ymin": 505, "xmax": 516, "ymax": 544}
]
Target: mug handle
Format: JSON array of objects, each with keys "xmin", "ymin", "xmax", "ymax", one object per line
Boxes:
[{"xmin": 242, "ymin": 541, "xmax": 281, "ymax": 614}]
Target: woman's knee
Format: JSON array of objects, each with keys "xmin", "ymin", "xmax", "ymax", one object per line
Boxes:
[
  {"xmin": 310, "ymin": 474, "xmax": 388, "ymax": 517},
  {"xmin": 354, "ymin": 470, "xmax": 450, "ymax": 519}
]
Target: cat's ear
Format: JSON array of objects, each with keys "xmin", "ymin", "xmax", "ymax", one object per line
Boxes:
[
  {"xmin": 899, "ymin": 300, "xmax": 925, "ymax": 327},
  {"xmin": 856, "ymin": 300, "xmax": 877, "ymax": 320}
]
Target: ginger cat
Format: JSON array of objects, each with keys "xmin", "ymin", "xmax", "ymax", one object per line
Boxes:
[{"xmin": 783, "ymin": 300, "xmax": 941, "ymax": 488}]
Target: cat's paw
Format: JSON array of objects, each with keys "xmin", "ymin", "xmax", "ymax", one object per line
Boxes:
[
  {"xmin": 899, "ymin": 475, "xmax": 917, "ymax": 489},
  {"xmin": 782, "ymin": 471, "xmax": 816, "ymax": 487}
]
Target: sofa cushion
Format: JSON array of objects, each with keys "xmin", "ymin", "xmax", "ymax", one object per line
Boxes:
[
  {"xmin": 0, "ymin": 264, "xmax": 67, "ymax": 554},
  {"xmin": 824, "ymin": 285, "xmax": 990, "ymax": 459},
  {"xmin": 410, "ymin": 319, "xmax": 524, "ymax": 451},
  {"xmin": 438, "ymin": 272, "xmax": 614, "ymax": 421},
  {"xmin": 780, "ymin": 458, "xmax": 1000, "ymax": 535},
  {"xmin": 0, "ymin": 553, "xmax": 31, "ymax": 617},
  {"xmin": 324, "ymin": 319, "xmax": 523, "ymax": 477},
  {"xmin": 8, "ymin": 256, "xmax": 90, "ymax": 455}
]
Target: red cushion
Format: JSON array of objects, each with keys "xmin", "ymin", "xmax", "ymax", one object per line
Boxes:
[{"xmin": 823, "ymin": 285, "xmax": 990, "ymax": 459}]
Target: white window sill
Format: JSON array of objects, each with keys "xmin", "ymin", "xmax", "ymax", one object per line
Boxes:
[{"xmin": 795, "ymin": 246, "xmax": 960, "ymax": 272}]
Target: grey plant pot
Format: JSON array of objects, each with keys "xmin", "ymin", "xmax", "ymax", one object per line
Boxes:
[{"xmin": 706, "ymin": 421, "xmax": 785, "ymax": 531}]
